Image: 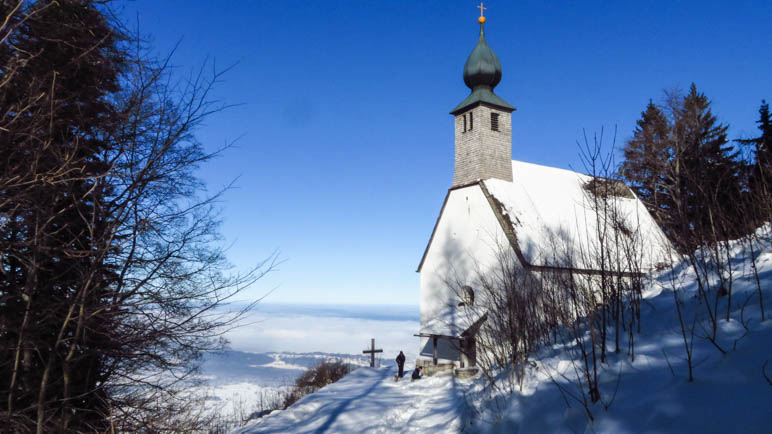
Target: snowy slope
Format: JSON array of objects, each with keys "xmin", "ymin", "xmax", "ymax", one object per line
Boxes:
[
  {"xmin": 197, "ymin": 351, "xmax": 372, "ymax": 428},
  {"xmin": 201, "ymin": 302, "xmax": 419, "ymax": 427},
  {"xmin": 235, "ymin": 367, "xmax": 472, "ymax": 433},
  {"xmin": 237, "ymin": 232, "xmax": 772, "ymax": 433},
  {"xmin": 480, "ymin": 289, "xmax": 772, "ymax": 432}
]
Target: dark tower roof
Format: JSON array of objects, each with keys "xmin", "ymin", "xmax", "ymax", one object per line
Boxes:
[{"xmin": 450, "ymin": 21, "xmax": 515, "ymax": 115}]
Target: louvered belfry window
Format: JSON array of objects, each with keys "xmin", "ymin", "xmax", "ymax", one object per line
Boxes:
[
  {"xmin": 491, "ymin": 112, "xmax": 500, "ymax": 132},
  {"xmin": 469, "ymin": 111, "xmax": 473, "ymax": 130},
  {"xmin": 463, "ymin": 114, "xmax": 467, "ymax": 132}
]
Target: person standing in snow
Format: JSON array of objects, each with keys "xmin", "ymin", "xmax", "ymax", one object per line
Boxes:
[
  {"xmin": 396, "ymin": 351, "xmax": 406, "ymax": 378},
  {"xmin": 411, "ymin": 366, "xmax": 423, "ymax": 381}
]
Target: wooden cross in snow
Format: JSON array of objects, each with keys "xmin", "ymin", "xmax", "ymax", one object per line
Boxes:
[{"xmin": 362, "ymin": 338, "xmax": 383, "ymax": 367}]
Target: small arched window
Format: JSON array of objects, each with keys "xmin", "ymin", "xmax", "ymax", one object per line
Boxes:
[{"xmin": 458, "ymin": 285, "xmax": 475, "ymax": 307}]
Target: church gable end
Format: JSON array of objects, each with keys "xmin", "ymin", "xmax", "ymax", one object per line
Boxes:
[{"xmin": 417, "ymin": 183, "xmax": 507, "ymax": 325}]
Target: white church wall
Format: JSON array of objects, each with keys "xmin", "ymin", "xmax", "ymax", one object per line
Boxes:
[{"xmin": 418, "ymin": 184, "xmax": 511, "ymax": 363}]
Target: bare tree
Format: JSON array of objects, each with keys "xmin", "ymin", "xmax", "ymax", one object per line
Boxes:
[{"xmin": 0, "ymin": 2, "xmax": 273, "ymax": 431}]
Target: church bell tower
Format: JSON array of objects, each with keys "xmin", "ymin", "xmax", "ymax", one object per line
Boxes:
[{"xmin": 450, "ymin": 8, "xmax": 515, "ymax": 186}]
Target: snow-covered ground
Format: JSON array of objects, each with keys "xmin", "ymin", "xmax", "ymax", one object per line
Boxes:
[
  {"xmin": 233, "ymin": 367, "xmax": 473, "ymax": 433},
  {"xmin": 198, "ymin": 351, "xmax": 373, "ymax": 426},
  {"xmin": 199, "ymin": 303, "xmax": 420, "ymax": 427},
  {"xmin": 236, "ymin": 231, "xmax": 772, "ymax": 433}
]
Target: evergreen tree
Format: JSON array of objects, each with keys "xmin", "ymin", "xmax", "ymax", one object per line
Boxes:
[
  {"xmin": 738, "ymin": 100, "xmax": 772, "ymax": 198},
  {"xmin": 0, "ymin": 1, "xmax": 264, "ymax": 431},
  {"xmin": 622, "ymin": 101, "xmax": 674, "ymax": 236},
  {"xmin": 621, "ymin": 84, "xmax": 742, "ymax": 250},
  {"xmin": 0, "ymin": 1, "xmax": 124, "ymax": 430},
  {"xmin": 675, "ymin": 84, "xmax": 741, "ymax": 241}
]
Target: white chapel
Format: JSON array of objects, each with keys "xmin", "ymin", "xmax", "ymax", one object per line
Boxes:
[{"xmin": 415, "ymin": 12, "xmax": 670, "ymax": 373}]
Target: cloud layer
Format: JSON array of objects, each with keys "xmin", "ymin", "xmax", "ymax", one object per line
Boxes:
[{"xmin": 225, "ymin": 304, "xmax": 419, "ymax": 359}]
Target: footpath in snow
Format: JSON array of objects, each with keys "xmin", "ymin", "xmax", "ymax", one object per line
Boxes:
[{"xmin": 235, "ymin": 365, "xmax": 472, "ymax": 433}]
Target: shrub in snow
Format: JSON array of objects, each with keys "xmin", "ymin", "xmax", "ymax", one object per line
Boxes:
[{"xmin": 281, "ymin": 360, "xmax": 353, "ymax": 409}]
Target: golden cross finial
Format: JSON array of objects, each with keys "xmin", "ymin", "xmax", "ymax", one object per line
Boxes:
[{"xmin": 477, "ymin": 2, "xmax": 487, "ymax": 24}]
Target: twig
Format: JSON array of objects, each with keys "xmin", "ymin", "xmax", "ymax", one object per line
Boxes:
[
  {"xmin": 602, "ymin": 363, "xmax": 623, "ymax": 410},
  {"xmin": 661, "ymin": 349, "xmax": 675, "ymax": 377},
  {"xmin": 732, "ymin": 329, "xmax": 749, "ymax": 352},
  {"xmin": 547, "ymin": 375, "xmax": 574, "ymax": 409}
]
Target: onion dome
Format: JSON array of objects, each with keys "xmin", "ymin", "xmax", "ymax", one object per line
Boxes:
[
  {"xmin": 463, "ymin": 23, "xmax": 502, "ymax": 89},
  {"xmin": 451, "ymin": 20, "xmax": 515, "ymax": 115}
]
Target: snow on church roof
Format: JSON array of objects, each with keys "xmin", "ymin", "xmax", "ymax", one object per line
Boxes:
[{"xmin": 483, "ymin": 160, "xmax": 670, "ymax": 272}]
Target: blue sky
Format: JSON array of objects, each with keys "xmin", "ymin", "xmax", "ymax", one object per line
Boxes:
[{"xmin": 116, "ymin": 1, "xmax": 772, "ymax": 306}]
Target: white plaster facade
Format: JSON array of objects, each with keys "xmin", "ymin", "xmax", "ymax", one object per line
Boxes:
[{"xmin": 417, "ymin": 183, "xmax": 507, "ymax": 364}]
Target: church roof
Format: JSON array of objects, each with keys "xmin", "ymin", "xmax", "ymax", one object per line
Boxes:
[
  {"xmin": 450, "ymin": 87, "xmax": 515, "ymax": 115},
  {"xmin": 417, "ymin": 160, "xmax": 670, "ymax": 273},
  {"xmin": 483, "ymin": 160, "xmax": 670, "ymax": 272},
  {"xmin": 450, "ymin": 22, "xmax": 515, "ymax": 115}
]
